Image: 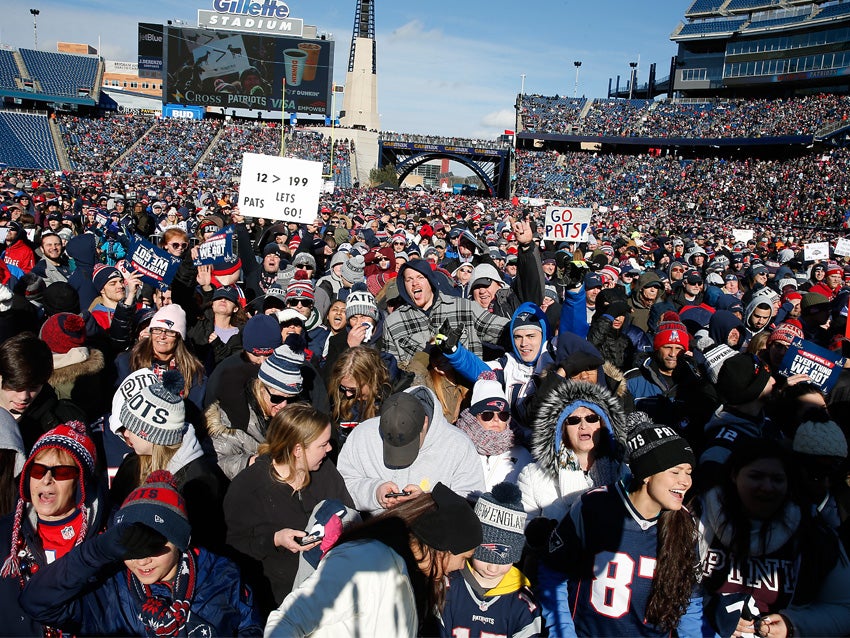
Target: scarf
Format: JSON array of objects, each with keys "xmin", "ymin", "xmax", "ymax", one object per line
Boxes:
[
  {"xmin": 128, "ymin": 549, "xmax": 197, "ymax": 637},
  {"xmin": 456, "ymin": 409, "xmax": 514, "ymax": 456}
]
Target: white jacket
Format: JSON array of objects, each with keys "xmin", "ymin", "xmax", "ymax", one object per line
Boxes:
[
  {"xmin": 479, "ymin": 445, "xmax": 532, "ymax": 493},
  {"xmin": 264, "ymin": 539, "xmax": 416, "ymax": 638}
]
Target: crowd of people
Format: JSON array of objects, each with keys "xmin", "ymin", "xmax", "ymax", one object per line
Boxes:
[{"xmin": 0, "ymin": 152, "xmax": 849, "ymax": 637}]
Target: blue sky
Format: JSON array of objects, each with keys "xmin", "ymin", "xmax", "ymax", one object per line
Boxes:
[{"xmin": 1, "ymin": 1, "xmax": 688, "ymax": 138}]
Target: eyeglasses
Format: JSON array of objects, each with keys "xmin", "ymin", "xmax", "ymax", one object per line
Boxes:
[
  {"xmin": 265, "ymin": 388, "xmax": 291, "ymax": 405},
  {"xmin": 30, "ymin": 463, "xmax": 79, "ymax": 481},
  {"xmin": 168, "ymin": 242, "xmax": 188, "ymax": 250},
  {"xmin": 339, "ymin": 384, "xmax": 358, "ymax": 398},
  {"xmin": 479, "ymin": 411, "xmax": 510, "ymax": 422},
  {"xmin": 150, "ymin": 327, "xmax": 179, "ymax": 338},
  {"xmin": 565, "ymin": 414, "xmax": 601, "ymax": 426},
  {"xmin": 287, "ymin": 298, "xmax": 314, "ymax": 309}
]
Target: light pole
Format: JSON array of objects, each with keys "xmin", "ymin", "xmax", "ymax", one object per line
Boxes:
[
  {"xmin": 628, "ymin": 61, "xmax": 638, "ymax": 100},
  {"xmin": 29, "ymin": 9, "xmax": 39, "ymax": 49},
  {"xmin": 573, "ymin": 61, "xmax": 582, "ymax": 98}
]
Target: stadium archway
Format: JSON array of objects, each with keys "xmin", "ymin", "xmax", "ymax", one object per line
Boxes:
[{"xmin": 379, "ymin": 139, "xmax": 511, "ymax": 198}]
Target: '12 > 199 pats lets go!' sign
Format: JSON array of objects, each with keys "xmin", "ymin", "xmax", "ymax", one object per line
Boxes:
[
  {"xmin": 543, "ymin": 206, "xmax": 592, "ymax": 242},
  {"xmin": 238, "ymin": 153, "xmax": 323, "ymax": 224}
]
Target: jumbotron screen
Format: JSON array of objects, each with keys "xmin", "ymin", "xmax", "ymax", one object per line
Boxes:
[{"xmin": 163, "ymin": 26, "xmax": 333, "ymax": 115}]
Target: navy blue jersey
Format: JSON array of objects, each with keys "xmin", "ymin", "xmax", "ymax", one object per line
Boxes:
[
  {"xmin": 546, "ymin": 482, "xmax": 670, "ymax": 637},
  {"xmin": 441, "ymin": 565, "xmax": 542, "ymax": 638}
]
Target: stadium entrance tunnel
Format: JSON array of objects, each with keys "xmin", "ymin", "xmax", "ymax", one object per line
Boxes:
[{"xmin": 379, "ymin": 140, "xmax": 511, "ymax": 198}]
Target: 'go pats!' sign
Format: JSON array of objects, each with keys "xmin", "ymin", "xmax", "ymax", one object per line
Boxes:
[{"xmin": 544, "ymin": 206, "xmax": 592, "ymax": 242}]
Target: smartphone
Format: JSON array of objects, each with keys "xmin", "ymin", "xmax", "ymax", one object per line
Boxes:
[
  {"xmin": 386, "ymin": 491, "xmax": 410, "ymax": 498},
  {"xmin": 297, "ymin": 531, "xmax": 324, "ymax": 546}
]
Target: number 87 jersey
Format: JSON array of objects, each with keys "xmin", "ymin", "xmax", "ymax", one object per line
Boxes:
[{"xmin": 541, "ymin": 482, "xmax": 675, "ymax": 637}]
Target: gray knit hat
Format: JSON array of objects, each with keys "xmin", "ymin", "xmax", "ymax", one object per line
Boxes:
[
  {"xmin": 345, "ymin": 290, "xmax": 378, "ymax": 322},
  {"xmin": 340, "ymin": 255, "xmax": 366, "ymax": 284},
  {"xmin": 119, "ymin": 370, "xmax": 186, "ymax": 446},
  {"xmin": 473, "ymin": 482, "xmax": 526, "ymax": 565}
]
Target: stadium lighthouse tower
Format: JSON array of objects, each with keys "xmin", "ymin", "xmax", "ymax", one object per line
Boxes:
[{"xmin": 340, "ymin": 0, "xmax": 380, "ymax": 131}]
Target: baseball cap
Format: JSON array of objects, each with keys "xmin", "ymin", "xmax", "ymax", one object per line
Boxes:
[{"xmin": 379, "ymin": 392, "xmax": 426, "ymax": 469}]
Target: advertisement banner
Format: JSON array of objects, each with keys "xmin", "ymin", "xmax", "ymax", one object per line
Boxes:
[
  {"xmin": 138, "ymin": 23, "xmax": 164, "ymax": 78},
  {"xmin": 779, "ymin": 338, "xmax": 846, "ymax": 392},
  {"xmin": 127, "ymin": 237, "xmax": 182, "ymax": 291},
  {"xmin": 164, "ymin": 26, "xmax": 333, "ymax": 115},
  {"xmin": 193, "ymin": 228, "xmax": 235, "ymax": 266},
  {"xmin": 543, "ymin": 206, "xmax": 592, "ymax": 242},
  {"xmin": 238, "ymin": 152, "xmax": 322, "ymax": 223}
]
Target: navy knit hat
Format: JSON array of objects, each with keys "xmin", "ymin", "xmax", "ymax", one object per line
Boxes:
[
  {"xmin": 474, "ymin": 482, "xmax": 526, "ymax": 565},
  {"xmin": 116, "ymin": 470, "xmax": 191, "ymax": 551},
  {"xmin": 242, "ymin": 314, "xmax": 282, "ymax": 356},
  {"xmin": 92, "ymin": 263, "xmax": 121, "ymax": 293}
]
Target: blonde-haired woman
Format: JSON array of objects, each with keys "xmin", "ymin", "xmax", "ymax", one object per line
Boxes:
[
  {"xmin": 223, "ymin": 402, "xmax": 353, "ymax": 612},
  {"xmin": 327, "ymin": 346, "xmax": 391, "ymax": 448}
]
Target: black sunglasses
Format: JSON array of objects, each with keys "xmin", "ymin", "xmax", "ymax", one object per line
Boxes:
[
  {"xmin": 565, "ymin": 414, "xmax": 601, "ymax": 426},
  {"xmin": 265, "ymin": 390, "xmax": 291, "ymax": 405},
  {"xmin": 479, "ymin": 411, "xmax": 510, "ymax": 422},
  {"xmin": 287, "ymin": 299, "xmax": 314, "ymax": 309},
  {"xmin": 339, "ymin": 384, "xmax": 358, "ymax": 398}
]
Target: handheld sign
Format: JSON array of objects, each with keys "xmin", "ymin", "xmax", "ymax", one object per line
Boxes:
[
  {"xmin": 544, "ymin": 206, "xmax": 592, "ymax": 242},
  {"xmin": 778, "ymin": 337, "xmax": 846, "ymax": 392},
  {"xmin": 193, "ymin": 228, "xmax": 234, "ymax": 267},
  {"xmin": 803, "ymin": 241, "xmax": 830, "ymax": 262},
  {"xmin": 127, "ymin": 236, "xmax": 181, "ymax": 292},
  {"xmin": 835, "ymin": 237, "xmax": 850, "ymax": 257},
  {"xmin": 732, "ymin": 228, "xmax": 754, "ymax": 244},
  {"xmin": 238, "ymin": 153, "xmax": 323, "ymax": 224}
]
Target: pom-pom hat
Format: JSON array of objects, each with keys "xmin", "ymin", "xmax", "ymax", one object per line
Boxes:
[
  {"xmin": 258, "ymin": 336, "xmax": 305, "ymax": 396},
  {"xmin": 474, "ymin": 482, "xmax": 526, "ymax": 564},
  {"xmin": 116, "ymin": 470, "xmax": 191, "ymax": 551},
  {"xmin": 119, "ymin": 370, "xmax": 187, "ymax": 446}
]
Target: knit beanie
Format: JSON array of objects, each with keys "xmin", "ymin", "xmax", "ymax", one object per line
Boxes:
[
  {"xmin": 653, "ymin": 311, "xmax": 690, "ymax": 350},
  {"xmin": 92, "ymin": 263, "xmax": 122, "ymax": 293},
  {"xmin": 469, "ymin": 370, "xmax": 509, "ymax": 415},
  {"xmin": 473, "ymin": 482, "xmax": 527, "ymax": 565},
  {"xmin": 109, "ymin": 368, "xmax": 160, "ymax": 434},
  {"xmin": 119, "ymin": 370, "xmax": 186, "ymax": 446},
  {"xmin": 1, "ymin": 420, "xmax": 96, "ymax": 578},
  {"xmin": 286, "ymin": 271, "xmax": 315, "ymax": 301},
  {"xmin": 767, "ymin": 321, "xmax": 804, "ymax": 347},
  {"xmin": 116, "ymin": 470, "xmax": 191, "ymax": 551},
  {"xmin": 242, "ymin": 314, "xmax": 282, "ymax": 356},
  {"xmin": 340, "ymin": 254, "xmax": 366, "ymax": 285},
  {"xmin": 716, "ymin": 353, "xmax": 772, "ymax": 405},
  {"xmin": 410, "ymin": 482, "xmax": 482, "ymax": 554},
  {"xmin": 293, "ymin": 252, "xmax": 317, "ymax": 272},
  {"xmin": 793, "ymin": 420, "xmax": 848, "ymax": 458},
  {"xmin": 345, "ymin": 290, "xmax": 379, "ymax": 322},
  {"xmin": 40, "ymin": 312, "xmax": 89, "ymax": 369},
  {"xmin": 149, "ymin": 304, "xmax": 187, "ymax": 340},
  {"xmin": 43, "ymin": 282, "xmax": 81, "ymax": 315},
  {"xmin": 625, "ymin": 412, "xmax": 695, "ymax": 483},
  {"xmin": 512, "ymin": 309, "xmax": 542, "ymax": 334},
  {"xmin": 258, "ymin": 336, "xmax": 305, "ymax": 396}
]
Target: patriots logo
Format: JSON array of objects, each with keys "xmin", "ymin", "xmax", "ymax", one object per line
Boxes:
[
  {"xmin": 670, "ymin": 330, "xmax": 680, "ymax": 342},
  {"xmin": 61, "ymin": 525, "xmax": 75, "ymax": 540},
  {"xmin": 162, "ymin": 319, "xmax": 175, "ymax": 328},
  {"xmin": 480, "ymin": 543, "xmax": 511, "ymax": 560},
  {"xmin": 154, "ymin": 515, "xmax": 165, "ymax": 523}
]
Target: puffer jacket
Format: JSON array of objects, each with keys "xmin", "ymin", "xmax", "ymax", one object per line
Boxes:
[
  {"xmin": 517, "ymin": 381, "xmax": 628, "ymax": 521},
  {"xmin": 206, "ymin": 399, "xmax": 267, "ymax": 480}
]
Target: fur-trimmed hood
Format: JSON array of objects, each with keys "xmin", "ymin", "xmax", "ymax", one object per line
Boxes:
[
  {"xmin": 48, "ymin": 348, "xmax": 105, "ymax": 387},
  {"xmin": 530, "ymin": 380, "xmax": 627, "ymax": 480}
]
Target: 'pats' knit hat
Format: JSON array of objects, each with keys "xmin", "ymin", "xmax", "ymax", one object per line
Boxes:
[
  {"xmin": 119, "ymin": 370, "xmax": 186, "ymax": 446},
  {"xmin": 345, "ymin": 290, "xmax": 379, "ymax": 322},
  {"xmin": 116, "ymin": 470, "xmax": 191, "ymax": 551},
  {"xmin": 654, "ymin": 311, "xmax": 690, "ymax": 350},
  {"xmin": 340, "ymin": 254, "xmax": 366, "ymax": 284},
  {"xmin": 1, "ymin": 420, "xmax": 97, "ymax": 578},
  {"xmin": 625, "ymin": 412, "xmax": 695, "ymax": 483},
  {"xmin": 149, "ymin": 304, "xmax": 187, "ymax": 340},
  {"xmin": 469, "ymin": 370, "xmax": 509, "ymax": 415},
  {"xmin": 258, "ymin": 335, "xmax": 305, "ymax": 396},
  {"xmin": 474, "ymin": 482, "xmax": 526, "ymax": 565},
  {"xmin": 767, "ymin": 321, "xmax": 804, "ymax": 347},
  {"xmin": 92, "ymin": 264, "xmax": 122, "ymax": 293}
]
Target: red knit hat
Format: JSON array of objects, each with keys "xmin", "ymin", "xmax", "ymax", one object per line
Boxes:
[
  {"xmin": 39, "ymin": 312, "xmax": 86, "ymax": 354},
  {"xmin": 286, "ymin": 270, "xmax": 315, "ymax": 301},
  {"xmin": 767, "ymin": 320, "xmax": 804, "ymax": 347},
  {"xmin": 653, "ymin": 311, "xmax": 690, "ymax": 350}
]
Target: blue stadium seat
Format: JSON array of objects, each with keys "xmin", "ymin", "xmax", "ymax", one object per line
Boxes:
[
  {"xmin": 0, "ymin": 111, "xmax": 60, "ymax": 169},
  {"xmin": 813, "ymin": 2, "xmax": 850, "ymax": 20},
  {"xmin": 19, "ymin": 48, "xmax": 98, "ymax": 97},
  {"xmin": 726, "ymin": 0, "xmax": 781, "ymax": 12},
  {"xmin": 0, "ymin": 50, "xmax": 20, "ymax": 91},
  {"xmin": 743, "ymin": 12, "xmax": 811, "ymax": 31},
  {"xmin": 685, "ymin": 0, "xmax": 725, "ymax": 16},
  {"xmin": 678, "ymin": 17, "xmax": 748, "ymax": 36}
]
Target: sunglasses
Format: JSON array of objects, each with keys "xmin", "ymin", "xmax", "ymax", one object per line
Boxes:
[
  {"xmin": 265, "ymin": 389, "xmax": 291, "ymax": 405},
  {"xmin": 671, "ymin": 267, "xmax": 685, "ymax": 273},
  {"xmin": 296, "ymin": 264, "xmax": 315, "ymax": 271},
  {"xmin": 287, "ymin": 298, "xmax": 314, "ymax": 309},
  {"xmin": 339, "ymin": 384, "xmax": 358, "ymax": 398},
  {"xmin": 565, "ymin": 414, "xmax": 601, "ymax": 426},
  {"xmin": 479, "ymin": 411, "xmax": 510, "ymax": 422},
  {"xmin": 30, "ymin": 463, "xmax": 78, "ymax": 481},
  {"xmin": 169, "ymin": 242, "xmax": 188, "ymax": 250}
]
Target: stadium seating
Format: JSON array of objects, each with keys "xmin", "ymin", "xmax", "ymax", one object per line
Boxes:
[
  {"xmin": 685, "ymin": 0, "xmax": 725, "ymax": 17},
  {"xmin": 18, "ymin": 48, "xmax": 98, "ymax": 97},
  {"xmin": 0, "ymin": 111, "xmax": 60, "ymax": 170},
  {"xmin": 114, "ymin": 118, "xmax": 221, "ymax": 176},
  {"xmin": 677, "ymin": 18, "xmax": 748, "ymax": 37},
  {"xmin": 726, "ymin": 0, "xmax": 781, "ymax": 12},
  {"xmin": 0, "ymin": 50, "xmax": 20, "ymax": 91},
  {"xmin": 812, "ymin": 2, "xmax": 850, "ymax": 21},
  {"xmin": 58, "ymin": 114, "xmax": 155, "ymax": 173},
  {"xmin": 743, "ymin": 12, "xmax": 812, "ymax": 31}
]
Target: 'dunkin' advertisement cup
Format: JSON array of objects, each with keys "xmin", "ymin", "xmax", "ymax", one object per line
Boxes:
[
  {"xmin": 297, "ymin": 42, "xmax": 321, "ymax": 82},
  {"xmin": 283, "ymin": 49, "xmax": 307, "ymax": 87}
]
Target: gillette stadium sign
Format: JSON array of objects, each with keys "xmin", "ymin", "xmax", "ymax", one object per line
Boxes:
[{"xmin": 199, "ymin": 0, "xmax": 304, "ymax": 37}]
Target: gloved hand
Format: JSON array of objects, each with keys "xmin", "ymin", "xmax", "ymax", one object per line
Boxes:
[
  {"xmin": 434, "ymin": 319, "xmax": 463, "ymax": 354},
  {"xmin": 119, "ymin": 522, "xmax": 169, "ymax": 560},
  {"xmin": 568, "ymin": 261, "xmax": 589, "ymax": 285},
  {"xmin": 524, "ymin": 517, "xmax": 557, "ymax": 553}
]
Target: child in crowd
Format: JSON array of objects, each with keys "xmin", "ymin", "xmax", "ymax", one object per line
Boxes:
[{"xmin": 440, "ymin": 482, "xmax": 542, "ymax": 638}]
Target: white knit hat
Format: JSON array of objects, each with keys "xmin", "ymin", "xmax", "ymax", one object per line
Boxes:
[
  {"xmin": 119, "ymin": 370, "xmax": 186, "ymax": 446},
  {"xmin": 469, "ymin": 371, "xmax": 508, "ymax": 415},
  {"xmin": 793, "ymin": 420, "xmax": 848, "ymax": 458},
  {"xmin": 345, "ymin": 290, "xmax": 378, "ymax": 322},
  {"xmin": 149, "ymin": 304, "xmax": 187, "ymax": 340},
  {"xmin": 109, "ymin": 368, "xmax": 160, "ymax": 434}
]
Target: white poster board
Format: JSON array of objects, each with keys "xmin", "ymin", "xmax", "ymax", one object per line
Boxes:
[
  {"xmin": 543, "ymin": 206, "xmax": 592, "ymax": 242},
  {"xmin": 803, "ymin": 241, "xmax": 830, "ymax": 262},
  {"xmin": 732, "ymin": 228, "xmax": 754, "ymax": 243},
  {"xmin": 238, "ymin": 153, "xmax": 323, "ymax": 224},
  {"xmin": 834, "ymin": 237, "xmax": 850, "ymax": 257}
]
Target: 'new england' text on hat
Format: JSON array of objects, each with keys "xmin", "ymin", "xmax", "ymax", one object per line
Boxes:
[{"xmin": 474, "ymin": 499, "xmax": 525, "ymax": 536}]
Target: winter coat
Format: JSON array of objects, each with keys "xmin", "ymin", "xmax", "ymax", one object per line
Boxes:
[
  {"xmin": 187, "ymin": 307, "xmax": 245, "ymax": 374},
  {"xmin": 65, "ymin": 234, "xmax": 99, "ymax": 311},
  {"xmin": 384, "ymin": 260, "xmax": 509, "ymax": 364},
  {"xmin": 206, "ymin": 398, "xmax": 267, "ymax": 480},
  {"xmin": 338, "ymin": 386, "xmax": 486, "ymax": 513},
  {"xmin": 30, "ymin": 257, "xmax": 70, "ymax": 285},
  {"xmin": 517, "ymin": 381, "xmax": 628, "ymax": 522},
  {"xmin": 47, "ymin": 348, "xmax": 110, "ymax": 424},
  {"xmin": 587, "ymin": 316, "xmax": 633, "ymax": 372},
  {"xmin": 16, "ymin": 385, "xmax": 87, "ymax": 455},
  {"xmin": 224, "ymin": 455, "xmax": 354, "ymax": 608},
  {"xmin": 18, "ymin": 536, "xmax": 261, "ymax": 636},
  {"xmin": 628, "ymin": 272, "xmax": 661, "ymax": 333}
]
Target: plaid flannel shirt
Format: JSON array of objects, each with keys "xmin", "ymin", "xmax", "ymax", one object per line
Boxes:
[{"xmin": 383, "ymin": 291, "xmax": 510, "ymax": 364}]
